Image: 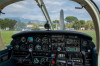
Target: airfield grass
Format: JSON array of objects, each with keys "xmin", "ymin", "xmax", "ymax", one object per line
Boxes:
[
  {"xmin": 1, "ymin": 31, "xmax": 15, "ymax": 45},
  {"xmin": 1, "ymin": 30, "xmax": 96, "ymax": 46}
]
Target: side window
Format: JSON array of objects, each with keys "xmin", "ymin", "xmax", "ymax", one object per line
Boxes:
[{"xmin": 0, "ymin": 0, "xmax": 45, "ymax": 46}]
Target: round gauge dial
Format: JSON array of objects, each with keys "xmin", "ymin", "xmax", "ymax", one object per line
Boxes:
[
  {"xmin": 15, "ymin": 37, "xmax": 20, "ymax": 44},
  {"xmin": 40, "ymin": 58, "xmax": 45, "ymax": 64},
  {"xmin": 36, "ymin": 37, "xmax": 41, "ymax": 42},
  {"xmin": 20, "ymin": 44, "xmax": 26, "ymax": 50},
  {"xmin": 66, "ymin": 39, "xmax": 73, "ymax": 44},
  {"xmin": 35, "ymin": 45, "xmax": 41, "ymax": 50},
  {"xmin": 29, "ymin": 44, "xmax": 33, "ymax": 48},
  {"xmin": 42, "ymin": 37, "xmax": 48, "ymax": 44},
  {"xmin": 14, "ymin": 45, "xmax": 19, "ymax": 50},
  {"xmin": 82, "ymin": 41, "xmax": 87, "ymax": 46},
  {"xmin": 34, "ymin": 58, "xmax": 39, "ymax": 64},
  {"xmin": 21, "ymin": 37, "xmax": 26, "ymax": 43},
  {"xmin": 43, "ymin": 45, "xmax": 48, "ymax": 51}
]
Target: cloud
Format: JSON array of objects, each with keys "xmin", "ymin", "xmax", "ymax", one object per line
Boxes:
[
  {"xmin": 50, "ymin": 10, "xmax": 59, "ymax": 13},
  {"xmin": 0, "ymin": 0, "xmax": 99, "ymax": 21},
  {"xmin": 22, "ymin": 15, "xmax": 45, "ymax": 21},
  {"xmin": 45, "ymin": 0, "xmax": 66, "ymax": 6},
  {"xmin": 93, "ymin": 0, "xmax": 100, "ymax": 9},
  {"xmin": 12, "ymin": 4, "xmax": 24, "ymax": 8},
  {"xmin": 1, "ymin": 0, "xmax": 42, "ymax": 19}
]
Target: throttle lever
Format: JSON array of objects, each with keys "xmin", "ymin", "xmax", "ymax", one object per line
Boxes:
[
  {"xmin": 24, "ymin": 48, "xmax": 33, "ymax": 62},
  {"xmin": 29, "ymin": 48, "xmax": 34, "ymax": 61},
  {"xmin": 25, "ymin": 54, "xmax": 30, "ymax": 59},
  {"xmin": 24, "ymin": 48, "xmax": 33, "ymax": 59}
]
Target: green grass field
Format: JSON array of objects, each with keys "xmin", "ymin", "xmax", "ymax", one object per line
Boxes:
[
  {"xmin": 1, "ymin": 31, "xmax": 15, "ymax": 45},
  {"xmin": 1, "ymin": 30, "xmax": 96, "ymax": 45}
]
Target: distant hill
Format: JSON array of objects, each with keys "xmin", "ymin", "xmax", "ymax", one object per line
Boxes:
[{"xmin": 7, "ymin": 17, "xmax": 46, "ymax": 23}]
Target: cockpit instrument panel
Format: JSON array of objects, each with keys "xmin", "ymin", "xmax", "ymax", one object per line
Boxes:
[{"xmin": 11, "ymin": 30, "xmax": 94, "ymax": 66}]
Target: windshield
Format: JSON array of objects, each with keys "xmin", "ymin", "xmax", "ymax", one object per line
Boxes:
[
  {"xmin": 0, "ymin": 0, "xmax": 99, "ymax": 45},
  {"xmin": 94, "ymin": 0, "xmax": 100, "ymax": 11}
]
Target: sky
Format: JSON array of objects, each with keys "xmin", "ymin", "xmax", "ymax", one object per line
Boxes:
[{"xmin": 0, "ymin": 0, "xmax": 100, "ymax": 21}]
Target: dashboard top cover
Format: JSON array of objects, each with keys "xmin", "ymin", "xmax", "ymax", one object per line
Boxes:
[{"xmin": 12, "ymin": 30, "xmax": 92, "ymax": 40}]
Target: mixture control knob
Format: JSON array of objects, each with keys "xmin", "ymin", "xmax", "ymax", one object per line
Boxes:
[
  {"xmin": 35, "ymin": 45, "xmax": 41, "ymax": 50},
  {"xmin": 52, "ymin": 61, "xmax": 55, "ymax": 64}
]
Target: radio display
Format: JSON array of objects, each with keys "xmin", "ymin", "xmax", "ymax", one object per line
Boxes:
[{"xmin": 68, "ymin": 47, "xmax": 76, "ymax": 51}]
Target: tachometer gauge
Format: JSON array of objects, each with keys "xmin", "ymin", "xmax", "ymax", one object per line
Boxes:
[{"xmin": 21, "ymin": 37, "xmax": 26, "ymax": 43}]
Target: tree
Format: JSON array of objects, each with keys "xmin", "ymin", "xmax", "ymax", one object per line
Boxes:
[
  {"xmin": 32, "ymin": 23, "xmax": 39, "ymax": 30},
  {"xmin": 79, "ymin": 20, "xmax": 85, "ymax": 27},
  {"xmin": 0, "ymin": 19, "xmax": 3, "ymax": 29},
  {"xmin": 65, "ymin": 16, "xmax": 78, "ymax": 28},
  {"xmin": 72, "ymin": 21, "xmax": 81, "ymax": 30},
  {"xmin": 53, "ymin": 20, "xmax": 59, "ymax": 30},
  {"xmin": 8, "ymin": 19, "xmax": 17, "ymax": 30},
  {"xmin": 0, "ymin": 18, "xmax": 17, "ymax": 30},
  {"xmin": 90, "ymin": 22, "xmax": 94, "ymax": 29},
  {"xmin": 85, "ymin": 20, "xmax": 92, "ymax": 30},
  {"xmin": 14, "ymin": 20, "xmax": 26, "ymax": 31}
]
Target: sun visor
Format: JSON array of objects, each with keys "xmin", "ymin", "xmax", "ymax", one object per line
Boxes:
[{"xmin": 0, "ymin": 0, "xmax": 23, "ymax": 11}]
